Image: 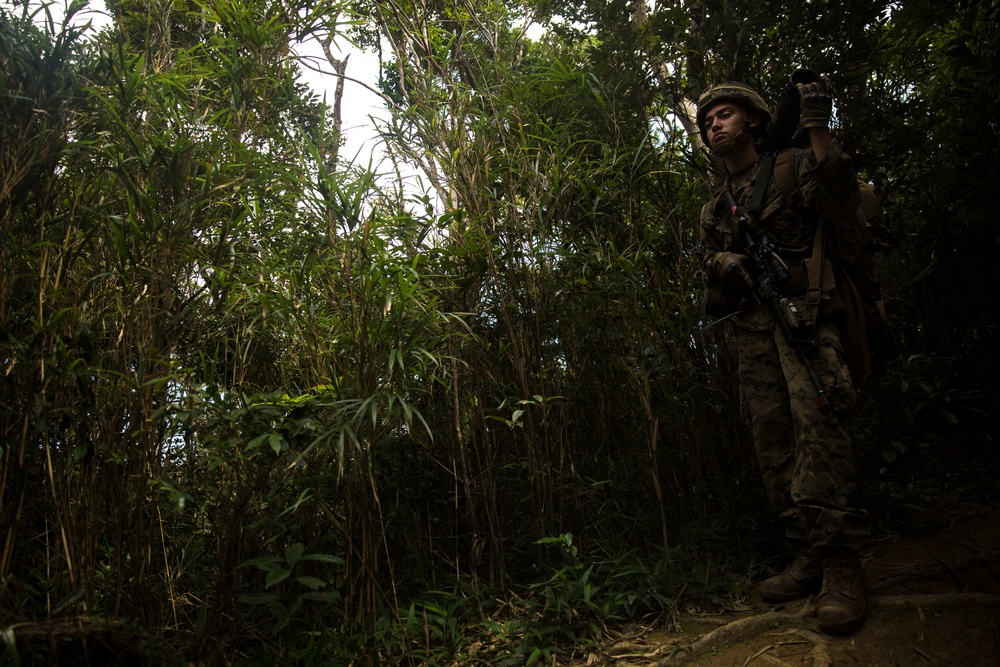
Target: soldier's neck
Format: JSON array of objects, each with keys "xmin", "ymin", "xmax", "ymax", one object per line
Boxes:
[{"xmin": 723, "ymin": 144, "xmax": 759, "ymax": 175}]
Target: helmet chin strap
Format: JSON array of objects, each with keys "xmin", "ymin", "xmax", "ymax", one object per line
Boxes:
[
  {"xmin": 730, "ymin": 119, "xmax": 751, "ymax": 145},
  {"xmin": 714, "ymin": 119, "xmax": 754, "ymax": 157}
]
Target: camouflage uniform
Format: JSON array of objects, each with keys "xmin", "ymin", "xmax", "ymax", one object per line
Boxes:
[{"xmin": 700, "ymin": 142, "xmax": 870, "ymax": 552}]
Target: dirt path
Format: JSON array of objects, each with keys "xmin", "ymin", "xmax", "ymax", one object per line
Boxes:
[{"xmin": 581, "ymin": 504, "xmax": 1000, "ymax": 667}]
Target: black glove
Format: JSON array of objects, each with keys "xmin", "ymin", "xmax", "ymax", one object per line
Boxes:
[
  {"xmin": 707, "ymin": 252, "xmax": 754, "ymax": 289},
  {"xmin": 797, "ymin": 75, "xmax": 835, "ymax": 130}
]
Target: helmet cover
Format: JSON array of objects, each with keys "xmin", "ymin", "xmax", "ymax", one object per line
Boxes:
[{"xmin": 696, "ymin": 82, "xmax": 772, "ymax": 147}]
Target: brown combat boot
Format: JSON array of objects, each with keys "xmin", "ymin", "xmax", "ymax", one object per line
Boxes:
[
  {"xmin": 817, "ymin": 550, "xmax": 867, "ymax": 635},
  {"xmin": 758, "ymin": 548, "xmax": 824, "ymax": 602}
]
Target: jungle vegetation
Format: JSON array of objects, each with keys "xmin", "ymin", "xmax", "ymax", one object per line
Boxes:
[{"xmin": 1, "ymin": 0, "xmax": 997, "ymax": 663}]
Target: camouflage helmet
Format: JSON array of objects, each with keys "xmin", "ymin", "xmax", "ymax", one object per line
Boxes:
[{"xmin": 696, "ymin": 82, "xmax": 772, "ymax": 147}]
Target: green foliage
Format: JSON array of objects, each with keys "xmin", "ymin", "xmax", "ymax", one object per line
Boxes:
[
  {"xmin": 239, "ymin": 543, "xmax": 345, "ymax": 635},
  {"xmin": 2, "ymin": 0, "xmax": 999, "ymax": 664}
]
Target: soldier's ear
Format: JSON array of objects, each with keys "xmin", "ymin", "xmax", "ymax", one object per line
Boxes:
[{"xmin": 746, "ymin": 112, "xmax": 761, "ymax": 129}]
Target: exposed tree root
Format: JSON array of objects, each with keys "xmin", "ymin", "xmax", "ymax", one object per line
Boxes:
[
  {"xmin": 653, "ymin": 611, "xmax": 806, "ymax": 665},
  {"xmin": 652, "ymin": 592, "xmax": 1000, "ymax": 666},
  {"xmin": 870, "ymin": 554, "xmax": 992, "ymax": 591},
  {"xmin": 754, "ymin": 628, "xmax": 831, "ymax": 667},
  {"xmin": 871, "ymin": 592, "xmax": 1000, "ymax": 608},
  {"xmin": 0, "ymin": 616, "xmax": 175, "ymax": 665}
]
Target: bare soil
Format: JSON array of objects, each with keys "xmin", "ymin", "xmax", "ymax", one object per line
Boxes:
[{"xmin": 577, "ymin": 504, "xmax": 1000, "ymax": 667}]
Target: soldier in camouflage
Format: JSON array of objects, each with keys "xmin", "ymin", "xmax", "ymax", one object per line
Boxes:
[{"xmin": 697, "ymin": 79, "xmax": 869, "ymax": 634}]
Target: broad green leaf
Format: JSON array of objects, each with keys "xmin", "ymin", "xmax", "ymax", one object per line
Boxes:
[
  {"xmin": 285, "ymin": 543, "xmax": 305, "ymax": 567},
  {"xmin": 265, "ymin": 569, "xmax": 292, "ymax": 588},
  {"xmin": 294, "ymin": 576, "xmax": 326, "ymax": 590}
]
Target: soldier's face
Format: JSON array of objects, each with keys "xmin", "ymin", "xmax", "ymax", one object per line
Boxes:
[{"xmin": 704, "ymin": 103, "xmax": 757, "ymax": 155}]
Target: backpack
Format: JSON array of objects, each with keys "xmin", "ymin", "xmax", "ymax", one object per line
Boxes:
[{"xmin": 773, "ymin": 150, "xmax": 897, "ymax": 380}]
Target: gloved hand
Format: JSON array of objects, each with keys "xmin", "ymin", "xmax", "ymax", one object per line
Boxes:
[
  {"xmin": 707, "ymin": 252, "xmax": 754, "ymax": 289},
  {"xmin": 797, "ymin": 75, "xmax": 835, "ymax": 130}
]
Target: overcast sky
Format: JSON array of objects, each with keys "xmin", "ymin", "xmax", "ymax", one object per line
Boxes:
[
  {"xmin": 44, "ymin": 0, "xmax": 388, "ymax": 167},
  {"xmin": 293, "ymin": 33, "xmax": 389, "ymax": 169}
]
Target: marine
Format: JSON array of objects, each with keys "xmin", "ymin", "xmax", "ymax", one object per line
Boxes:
[{"xmin": 697, "ymin": 77, "xmax": 869, "ymax": 634}]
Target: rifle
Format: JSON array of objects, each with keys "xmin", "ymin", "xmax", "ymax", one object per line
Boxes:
[{"xmin": 722, "ymin": 190, "xmax": 834, "ymax": 414}]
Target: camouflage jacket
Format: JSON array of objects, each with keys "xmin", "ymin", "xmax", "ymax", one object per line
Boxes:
[{"xmin": 699, "ymin": 141, "xmax": 862, "ymax": 331}]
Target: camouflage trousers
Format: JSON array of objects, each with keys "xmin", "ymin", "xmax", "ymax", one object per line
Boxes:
[{"xmin": 737, "ymin": 320, "xmax": 869, "ymax": 552}]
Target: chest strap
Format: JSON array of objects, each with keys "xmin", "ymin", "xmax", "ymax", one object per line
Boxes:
[{"xmin": 746, "ymin": 152, "xmax": 776, "ymax": 215}]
